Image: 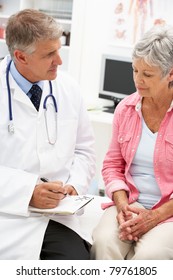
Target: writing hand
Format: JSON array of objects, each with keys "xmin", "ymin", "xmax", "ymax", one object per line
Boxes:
[
  {"xmin": 63, "ymin": 184, "xmax": 78, "ymax": 195},
  {"xmin": 30, "ymin": 180, "xmax": 67, "ymax": 209}
]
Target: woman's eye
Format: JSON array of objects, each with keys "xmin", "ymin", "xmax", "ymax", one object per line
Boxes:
[{"xmin": 144, "ymin": 73, "xmax": 152, "ymax": 77}]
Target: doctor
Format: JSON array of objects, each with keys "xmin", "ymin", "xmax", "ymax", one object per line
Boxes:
[{"xmin": 0, "ymin": 9, "xmax": 96, "ymax": 259}]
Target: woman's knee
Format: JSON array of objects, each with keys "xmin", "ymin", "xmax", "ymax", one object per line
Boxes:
[{"xmin": 133, "ymin": 244, "xmax": 172, "ymax": 260}]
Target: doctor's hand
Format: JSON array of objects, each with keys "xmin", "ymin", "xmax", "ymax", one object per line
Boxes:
[
  {"xmin": 63, "ymin": 184, "xmax": 78, "ymax": 195},
  {"xmin": 29, "ymin": 181, "xmax": 67, "ymax": 209}
]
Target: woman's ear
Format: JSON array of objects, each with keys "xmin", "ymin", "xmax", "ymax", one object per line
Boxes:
[{"xmin": 167, "ymin": 68, "xmax": 173, "ymax": 89}]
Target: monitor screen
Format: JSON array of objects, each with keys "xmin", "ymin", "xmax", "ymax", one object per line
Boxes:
[{"xmin": 99, "ymin": 54, "xmax": 136, "ymax": 111}]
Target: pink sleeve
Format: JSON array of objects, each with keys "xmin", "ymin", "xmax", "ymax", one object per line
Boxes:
[{"xmin": 102, "ymin": 110, "xmax": 129, "ymax": 199}]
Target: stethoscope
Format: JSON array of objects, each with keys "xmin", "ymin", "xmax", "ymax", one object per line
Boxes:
[{"xmin": 6, "ymin": 59, "xmax": 58, "ymax": 145}]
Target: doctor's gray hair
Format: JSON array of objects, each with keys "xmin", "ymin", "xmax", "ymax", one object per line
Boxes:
[
  {"xmin": 5, "ymin": 9, "xmax": 63, "ymax": 59},
  {"xmin": 132, "ymin": 24, "xmax": 173, "ymax": 87}
]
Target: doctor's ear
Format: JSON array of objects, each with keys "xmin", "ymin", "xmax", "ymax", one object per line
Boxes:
[
  {"xmin": 168, "ymin": 68, "xmax": 173, "ymax": 81},
  {"xmin": 13, "ymin": 50, "xmax": 28, "ymax": 65}
]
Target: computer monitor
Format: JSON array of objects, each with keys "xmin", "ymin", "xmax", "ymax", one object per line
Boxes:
[{"xmin": 99, "ymin": 54, "xmax": 136, "ymax": 113}]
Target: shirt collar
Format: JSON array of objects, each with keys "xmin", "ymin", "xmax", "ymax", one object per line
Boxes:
[
  {"xmin": 133, "ymin": 94, "xmax": 173, "ymax": 112},
  {"xmin": 168, "ymin": 100, "xmax": 173, "ymax": 112},
  {"xmin": 10, "ymin": 61, "xmax": 43, "ymax": 95}
]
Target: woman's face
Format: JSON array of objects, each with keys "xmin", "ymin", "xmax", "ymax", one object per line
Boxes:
[{"xmin": 132, "ymin": 58, "xmax": 172, "ymax": 99}]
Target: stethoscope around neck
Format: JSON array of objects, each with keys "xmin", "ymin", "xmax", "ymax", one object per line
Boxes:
[{"xmin": 6, "ymin": 59, "xmax": 58, "ymax": 145}]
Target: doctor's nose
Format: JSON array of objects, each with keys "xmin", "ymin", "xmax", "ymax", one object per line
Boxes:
[{"xmin": 56, "ymin": 53, "xmax": 63, "ymax": 65}]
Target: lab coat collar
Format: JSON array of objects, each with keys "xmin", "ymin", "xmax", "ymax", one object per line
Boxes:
[{"xmin": 0, "ymin": 56, "xmax": 50, "ymax": 112}]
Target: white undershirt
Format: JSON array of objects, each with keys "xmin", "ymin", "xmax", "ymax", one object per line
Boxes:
[{"xmin": 129, "ymin": 118, "xmax": 161, "ymax": 209}]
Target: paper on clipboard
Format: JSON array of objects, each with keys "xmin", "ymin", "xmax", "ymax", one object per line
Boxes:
[{"xmin": 29, "ymin": 195, "xmax": 94, "ymax": 215}]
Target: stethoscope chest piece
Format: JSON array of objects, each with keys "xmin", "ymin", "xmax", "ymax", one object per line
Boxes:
[{"xmin": 8, "ymin": 121, "xmax": 15, "ymax": 134}]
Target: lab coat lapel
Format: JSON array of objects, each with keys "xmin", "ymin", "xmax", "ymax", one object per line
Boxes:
[
  {"xmin": 0, "ymin": 66, "xmax": 33, "ymax": 109},
  {"xmin": 10, "ymin": 76, "xmax": 34, "ymax": 109},
  {"xmin": 39, "ymin": 80, "xmax": 50, "ymax": 111}
]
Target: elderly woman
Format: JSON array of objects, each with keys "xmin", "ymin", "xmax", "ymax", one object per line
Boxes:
[{"xmin": 91, "ymin": 24, "xmax": 173, "ymax": 260}]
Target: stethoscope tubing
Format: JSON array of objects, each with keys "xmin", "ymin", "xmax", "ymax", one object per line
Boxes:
[
  {"xmin": 43, "ymin": 81, "xmax": 58, "ymax": 113},
  {"xmin": 6, "ymin": 59, "xmax": 13, "ymax": 122},
  {"xmin": 6, "ymin": 59, "xmax": 58, "ymax": 142}
]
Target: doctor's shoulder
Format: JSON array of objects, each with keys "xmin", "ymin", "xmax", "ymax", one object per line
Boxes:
[
  {"xmin": 0, "ymin": 58, "xmax": 7, "ymax": 93},
  {"xmin": 0, "ymin": 57, "xmax": 6, "ymax": 76}
]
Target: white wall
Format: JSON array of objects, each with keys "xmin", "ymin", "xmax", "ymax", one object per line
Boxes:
[
  {"xmin": 68, "ymin": 0, "xmax": 173, "ymax": 108},
  {"xmin": 69, "ymin": 0, "xmax": 110, "ymax": 107},
  {"xmin": 68, "ymin": 0, "xmax": 132, "ymax": 108}
]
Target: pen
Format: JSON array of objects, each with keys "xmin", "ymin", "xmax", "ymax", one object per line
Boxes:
[
  {"xmin": 40, "ymin": 177, "xmax": 67, "ymax": 196},
  {"xmin": 40, "ymin": 177, "xmax": 49, "ymax": 183}
]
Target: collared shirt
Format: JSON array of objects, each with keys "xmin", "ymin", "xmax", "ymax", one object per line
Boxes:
[
  {"xmin": 10, "ymin": 61, "xmax": 43, "ymax": 97},
  {"xmin": 102, "ymin": 91, "xmax": 173, "ymax": 222}
]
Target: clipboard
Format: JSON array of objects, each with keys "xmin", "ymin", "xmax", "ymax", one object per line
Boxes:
[{"xmin": 29, "ymin": 195, "xmax": 94, "ymax": 215}]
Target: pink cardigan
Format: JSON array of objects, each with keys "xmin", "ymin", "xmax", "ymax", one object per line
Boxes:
[{"xmin": 102, "ymin": 92, "xmax": 173, "ymax": 222}]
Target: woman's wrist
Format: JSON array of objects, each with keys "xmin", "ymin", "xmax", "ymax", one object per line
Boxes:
[
  {"xmin": 113, "ymin": 190, "xmax": 129, "ymax": 213},
  {"xmin": 116, "ymin": 202, "xmax": 128, "ymax": 213}
]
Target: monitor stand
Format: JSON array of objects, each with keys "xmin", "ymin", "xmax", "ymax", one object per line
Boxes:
[
  {"xmin": 102, "ymin": 98, "xmax": 122, "ymax": 113},
  {"xmin": 102, "ymin": 105, "xmax": 115, "ymax": 114}
]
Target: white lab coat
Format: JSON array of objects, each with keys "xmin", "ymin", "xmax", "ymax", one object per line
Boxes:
[{"xmin": 0, "ymin": 56, "xmax": 96, "ymax": 259}]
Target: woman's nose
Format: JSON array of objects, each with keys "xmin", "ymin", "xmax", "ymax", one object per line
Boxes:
[{"xmin": 134, "ymin": 73, "xmax": 144, "ymax": 84}]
